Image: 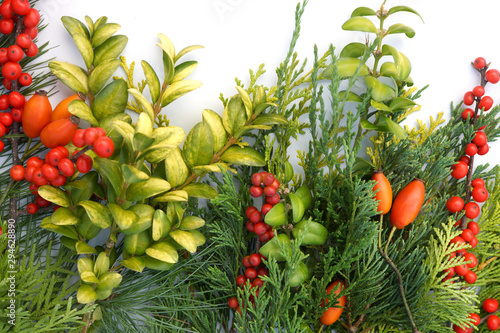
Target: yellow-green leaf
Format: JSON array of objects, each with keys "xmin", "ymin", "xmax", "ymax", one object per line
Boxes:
[
  {"xmin": 174, "ymin": 44, "xmax": 204, "ymax": 62},
  {"xmin": 342, "ymin": 16, "xmax": 378, "ymax": 33},
  {"xmin": 126, "ymin": 177, "xmax": 171, "ymax": 202},
  {"xmin": 71, "ymin": 33, "xmax": 94, "ymax": 70},
  {"xmin": 94, "ymin": 157, "xmax": 123, "ymax": 196},
  {"xmin": 40, "ymin": 217, "xmax": 79, "ymax": 239},
  {"xmin": 61, "ymin": 16, "xmax": 89, "ymax": 38},
  {"xmin": 172, "ymin": 61, "xmax": 198, "ymax": 83},
  {"xmin": 152, "ymin": 209, "xmax": 173, "ymax": 241},
  {"xmin": 365, "ymin": 76, "xmax": 395, "ymax": 102},
  {"xmin": 182, "ymin": 183, "xmax": 218, "ymax": 199},
  {"xmin": 121, "ymin": 164, "xmax": 149, "ymax": 184},
  {"xmin": 94, "ymin": 252, "xmax": 110, "ymax": 277},
  {"xmin": 222, "ymin": 95, "xmax": 247, "ymax": 135},
  {"xmin": 68, "ymin": 100, "xmax": 99, "ymax": 126},
  {"xmin": 108, "ymin": 203, "xmax": 139, "ymax": 231},
  {"xmin": 129, "ymin": 88, "xmax": 154, "ymax": 121},
  {"xmin": 386, "ymin": 23, "xmax": 415, "ymax": 38},
  {"xmin": 164, "ymin": 148, "xmax": 189, "ymax": 188},
  {"xmin": 340, "ymin": 42, "xmax": 367, "ymax": 58},
  {"xmin": 124, "ymin": 230, "xmax": 152, "ymax": 256},
  {"xmin": 170, "ymin": 229, "xmax": 197, "ymax": 253},
  {"xmin": 77, "ymin": 284, "xmax": 97, "ymax": 304},
  {"xmin": 78, "ymin": 201, "xmax": 112, "ymax": 229},
  {"xmin": 141, "ymin": 60, "xmax": 161, "ymax": 104},
  {"xmin": 96, "ymin": 272, "xmax": 122, "ymax": 290},
  {"xmin": 92, "ymin": 23, "xmax": 121, "ymax": 48},
  {"xmin": 92, "ymin": 79, "xmax": 128, "ymax": 121},
  {"xmin": 161, "ymin": 80, "xmax": 202, "ymax": 107},
  {"xmin": 93, "ymin": 35, "xmax": 128, "ymax": 66},
  {"xmin": 49, "ymin": 61, "xmax": 88, "ymax": 94},
  {"xmin": 88, "ymin": 59, "xmax": 121, "ymax": 95},
  {"xmin": 152, "ymin": 191, "xmax": 189, "ymax": 204},
  {"xmin": 252, "ymin": 114, "xmax": 288, "ymax": 126},
  {"xmin": 146, "ymin": 241, "xmax": 178, "ymax": 263},
  {"xmin": 220, "ymin": 146, "xmax": 265, "ymax": 167},
  {"xmin": 76, "ymin": 241, "xmax": 97, "ymax": 254},
  {"xmin": 51, "ymin": 207, "xmax": 80, "ymax": 226},
  {"xmin": 38, "ymin": 185, "xmax": 70, "ymax": 207},
  {"xmin": 202, "ymin": 109, "xmax": 227, "ymax": 152},
  {"xmin": 158, "ymin": 33, "xmax": 175, "ymax": 60},
  {"xmin": 179, "ymin": 216, "xmax": 205, "ymax": 231},
  {"xmin": 182, "ymin": 121, "xmax": 214, "ymax": 168},
  {"xmin": 120, "ymin": 257, "xmax": 145, "ymax": 273},
  {"xmin": 235, "ymin": 86, "xmax": 253, "ymax": 120}
]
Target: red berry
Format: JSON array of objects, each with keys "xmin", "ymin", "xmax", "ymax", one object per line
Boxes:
[
  {"xmin": 473, "ymin": 57, "xmax": 487, "ymax": 69},
  {"xmin": 25, "ymin": 41, "xmax": 39, "ymax": 57},
  {"xmin": 478, "ymin": 96, "xmax": 493, "ymax": 111},
  {"xmin": 450, "ymin": 161, "xmax": 468, "ymax": 179},
  {"xmin": 487, "ymin": 314, "xmax": 500, "ymax": 330},
  {"xmin": 32, "ymin": 168, "xmax": 48, "ymax": 186},
  {"xmin": 486, "ymin": 69, "xmax": 500, "ymax": 84},
  {"xmin": 76, "ymin": 154, "xmax": 93, "ymax": 173},
  {"xmin": 242, "ymin": 256, "xmax": 252, "ymax": 268},
  {"xmin": 261, "ymin": 203, "xmax": 273, "ymax": 216},
  {"xmin": 228, "ymin": 297, "xmax": 238, "ymax": 309},
  {"xmin": 472, "ymin": 187, "xmax": 488, "ymax": 202},
  {"xmin": 464, "ymin": 202, "xmax": 480, "ymax": 219},
  {"xmin": 257, "ymin": 267, "xmax": 269, "ymax": 277},
  {"xmin": 469, "ymin": 236, "xmax": 478, "ymax": 248},
  {"xmin": 266, "ymin": 194, "xmax": 280, "ymax": 205},
  {"xmin": 450, "ymin": 236, "xmax": 466, "ymax": 255},
  {"xmin": 18, "ymin": 72, "xmax": 32, "ymax": 86},
  {"xmin": 236, "ymin": 275, "xmax": 247, "ymax": 287},
  {"xmin": 27, "ymin": 156, "xmax": 44, "ymax": 169},
  {"xmin": 472, "ymin": 131, "xmax": 487, "ymax": 147},
  {"xmin": 0, "ymin": 112, "xmax": 13, "ymax": 127},
  {"xmin": 15, "ymin": 33, "xmax": 32, "ymax": 49},
  {"xmin": 8, "ymin": 91, "xmax": 25, "ymax": 108},
  {"xmin": 262, "ymin": 173, "xmax": 275, "ymax": 186},
  {"xmin": 248, "ymin": 210, "xmax": 262, "ymax": 224},
  {"xmin": 253, "ymin": 222, "xmax": 267, "ymax": 236},
  {"xmin": 259, "ymin": 232, "xmax": 270, "ymax": 242},
  {"xmin": 246, "ymin": 221, "xmax": 255, "ymax": 232},
  {"xmin": 467, "ymin": 221, "xmax": 480, "ymax": 235},
  {"xmin": 446, "ymin": 196, "xmax": 464, "ymax": 214},
  {"xmin": 35, "ymin": 195, "xmax": 51, "ymax": 208},
  {"xmin": 471, "ymin": 178, "xmax": 485, "ymax": 188},
  {"xmin": 23, "ymin": 8, "xmax": 40, "ymax": 28},
  {"xmin": 464, "ymin": 143, "xmax": 478, "ymax": 156},
  {"xmin": 41, "ymin": 163, "xmax": 59, "ymax": 180},
  {"xmin": 0, "ymin": 18, "xmax": 14, "ymax": 34},
  {"xmin": 45, "ymin": 149, "xmax": 64, "ymax": 166},
  {"xmin": 83, "ymin": 127, "xmax": 102, "ymax": 146},
  {"xmin": 452, "ymin": 324, "xmax": 471, "ymax": 333},
  {"xmin": 0, "ymin": 141, "xmax": 5, "ymax": 152},
  {"xmin": 462, "ymin": 109, "xmax": 474, "ymax": 120},
  {"xmin": 10, "ymin": 165, "xmax": 25, "ymax": 181},
  {"xmin": 263, "ymin": 185, "xmax": 276, "ymax": 196},
  {"xmin": 10, "ymin": 0, "xmax": 30, "ymax": 15},
  {"xmin": 24, "ymin": 166, "xmax": 36, "ymax": 182},
  {"xmin": 464, "ymin": 271, "xmax": 477, "ymax": 284},
  {"xmin": 26, "ymin": 203, "xmax": 38, "ymax": 214},
  {"xmin": 29, "ymin": 183, "xmax": 39, "ymax": 195},
  {"xmin": 71, "ymin": 128, "xmax": 86, "ymax": 148},
  {"xmin": 469, "ymin": 313, "xmax": 480, "ymax": 326},
  {"xmin": 92, "ymin": 136, "xmax": 114, "ymax": 158},
  {"xmin": 472, "ymin": 85, "xmax": 485, "ymax": 97},
  {"xmin": 477, "ymin": 144, "xmax": 489, "ymax": 156},
  {"xmin": 251, "ymin": 172, "xmax": 263, "ymax": 186},
  {"xmin": 463, "ymin": 252, "xmax": 477, "ymax": 268},
  {"xmin": 249, "ymin": 253, "xmax": 261, "ymax": 267},
  {"xmin": 463, "ymin": 91, "xmax": 475, "ymax": 106},
  {"xmin": 461, "ymin": 229, "xmax": 474, "ymax": 242},
  {"xmin": 11, "ymin": 108, "xmax": 22, "ymax": 123},
  {"xmin": 483, "ymin": 298, "xmax": 499, "ymax": 313},
  {"xmin": 249, "ymin": 185, "xmax": 263, "ymax": 198},
  {"xmin": 443, "ymin": 267, "xmax": 455, "ymax": 279},
  {"xmin": 454, "ymin": 264, "xmax": 469, "ymax": 276},
  {"xmin": 0, "ymin": 0, "xmax": 14, "ymax": 19},
  {"xmin": 252, "ymin": 277, "xmax": 264, "ymax": 288},
  {"xmin": 0, "ymin": 95, "xmax": 9, "ymax": 110},
  {"xmin": 2, "ymin": 61, "xmax": 22, "ymax": 81},
  {"xmin": 245, "ymin": 267, "xmax": 257, "ymax": 279},
  {"xmin": 7, "ymin": 44, "xmax": 24, "ymax": 62},
  {"xmin": 23, "ymin": 26, "xmax": 38, "ymax": 39},
  {"xmin": 245, "ymin": 206, "xmax": 258, "ymax": 219},
  {"xmin": 54, "ymin": 146, "xmax": 69, "ymax": 159}
]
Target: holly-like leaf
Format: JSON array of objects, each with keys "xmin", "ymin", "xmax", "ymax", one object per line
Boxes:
[{"xmin": 342, "ymin": 16, "xmax": 378, "ymax": 33}]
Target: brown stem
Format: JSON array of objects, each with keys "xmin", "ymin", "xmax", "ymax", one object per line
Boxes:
[{"xmin": 480, "ymin": 308, "xmax": 500, "ymax": 324}]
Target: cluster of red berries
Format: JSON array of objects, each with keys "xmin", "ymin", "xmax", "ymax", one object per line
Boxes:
[
  {"xmin": 483, "ymin": 298, "xmax": 500, "ymax": 331},
  {"xmin": 244, "ymin": 171, "xmax": 280, "ymax": 242},
  {"xmin": 0, "ymin": 0, "xmax": 40, "ymax": 152},
  {"xmin": 9, "ymin": 127, "xmax": 114, "ymax": 214},
  {"xmin": 450, "ymin": 57, "xmax": 497, "ymax": 333},
  {"xmin": 228, "ymin": 253, "xmax": 269, "ymax": 313}
]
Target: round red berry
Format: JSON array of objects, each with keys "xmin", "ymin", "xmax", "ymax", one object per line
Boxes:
[
  {"xmin": 23, "ymin": 8, "xmax": 40, "ymax": 28},
  {"xmin": 35, "ymin": 195, "xmax": 51, "ymax": 208},
  {"xmin": 486, "ymin": 69, "xmax": 500, "ymax": 84},
  {"xmin": 463, "ymin": 252, "xmax": 477, "ymax": 268},
  {"xmin": 10, "ymin": 165, "xmax": 25, "ymax": 181},
  {"xmin": 249, "ymin": 185, "xmax": 263, "ymax": 198},
  {"xmin": 263, "ymin": 185, "xmax": 276, "ymax": 196},
  {"xmin": 41, "ymin": 163, "xmax": 59, "ymax": 180},
  {"xmin": 464, "ymin": 202, "xmax": 480, "ymax": 219},
  {"xmin": 262, "ymin": 173, "xmax": 275, "ymax": 186},
  {"xmin": 473, "ymin": 57, "xmax": 487, "ymax": 69},
  {"xmin": 92, "ymin": 136, "xmax": 114, "ymax": 158},
  {"xmin": 469, "ymin": 313, "xmax": 480, "ymax": 326},
  {"xmin": 76, "ymin": 154, "xmax": 93, "ymax": 173},
  {"xmin": 487, "ymin": 314, "xmax": 500, "ymax": 330},
  {"xmin": 45, "ymin": 149, "xmax": 64, "ymax": 166},
  {"xmin": 0, "ymin": 18, "xmax": 14, "ymax": 35},
  {"xmin": 469, "ymin": 236, "xmax": 478, "ymax": 248},
  {"xmin": 228, "ymin": 297, "xmax": 238, "ymax": 309},
  {"xmin": 450, "ymin": 161, "xmax": 468, "ymax": 179},
  {"xmin": 261, "ymin": 203, "xmax": 273, "ymax": 216},
  {"xmin": 71, "ymin": 128, "xmax": 86, "ymax": 148},
  {"xmin": 248, "ymin": 210, "xmax": 262, "ymax": 224},
  {"xmin": 11, "ymin": 0, "xmax": 30, "ymax": 16},
  {"xmin": 454, "ymin": 264, "xmax": 469, "ymax": 276},
  {"xmin": 461, "ymin": 109, "xmax": 474, "ymax": 121},
  {"xmin": 236, "ymin": 275, "xmax": 247, "ymax": 287},
  {"xmin": 463, "ymin": 91, "xmax": 475, "ymax": 106},
  {"xmin": 7, "ymin": 44, "xmax": 24, "ymax": 62},
  {"xmin": 83, "ymin": 127, "xmax": 102, "ymax": 147},
  {"xmin": 0, "ymin": 112, "xmax": 13, "ymax": 127},
  {"xmin": 467, "ymin": 221, "xmax": 480, "ymax": 235},
  {"xmin": 464, "ymin": 143, "xmax": 478, "ymax": 156},
  {"xmin": 253, "ymin": 222, "xmax": 267, "ymax": 236},
  {"xmin": 248, "ymin": 253, "xmax": 261, "ymax": 267},
  {"xmin": 443, "ymin": 267, "xmax": 455, "ymax": 279},
  {"xmin": 18, "ymin": 72, "xmax": 32, "ymax": 86},
  {"xmin": 266, "ymin": 194, "xmax": 280, "ymax": 205},
  {"xmin": 257, "ymin": 267, "xmax": 269, "ymax": 277},
  {"xmin": 2, "ymin": 61, "xmax": 21, "ymax": 80},
  {"xmin": 472, "ymin": 85, "xmax": 485, "ymax": 97},
  {"xmin": 477, "ymin": 144, "xmax": 489, "ymax": 156},
  {"xmin": 446, "ymin": 196, "xmax": 464, "ymax": 214},
  {"xmin": 460, "ymin": 228, "xmax": 474, "ymax": 242},
  {"xmin": 246, "ymin": 221, "xmax": 255, "ymax": 232},
  {"xmin": 242, "ymin": 256, "xmax": 252, "ymax": 268},
  {"xmin": 472, "ymin": 187, "xmax": 488, "ymax": 202},
  {"xmin": 252, "ymin": 277, "xmax": 264, "ymax": 288},
  {"xmin": 472, "ymin": 131, "xmax": 487, "ymax": 147},
  {"xmin": 33, "ymin": 168, "xmax": 48, "ymax": 186},
  {"xmin": 464, "ymin": 271, "xmax": 477, "ymax": 284},
  {"xmin": 471, "ymin": 178, "xmax": 485, "ymax": 188},
  {"xmin": 478, "ymin": 96, "xmax": 493, "ymax": 111},
  {"xmin": 29, "ymin": 183, "xmax": 39, "ymax": 195},
  {"xmin": 251, "ymin": 172, "xmax": 262, "ymax": 186},
  {"xmin": 245, "ymin": 206, "xmax": 258, "ymax": 219},
  {"xmin": 245, "ymin": 267, "xmax": 257, "ymax": 279},
  {"xmin": 26, "ymin": 203, "xmax": 38, "ymax": 214},
  {"xmin": 484, "ymin": 298, "xmax": 499, "ymax": 313}
]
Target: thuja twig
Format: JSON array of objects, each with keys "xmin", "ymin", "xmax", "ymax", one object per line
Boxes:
[{"xmin": 378, "ymin": 217, "xmax": 421, "ymax": 333}]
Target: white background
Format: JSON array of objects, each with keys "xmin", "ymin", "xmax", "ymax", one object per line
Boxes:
[{"xmin": 34, "ymin": 0, "xmax": 500, "ymax": 169}]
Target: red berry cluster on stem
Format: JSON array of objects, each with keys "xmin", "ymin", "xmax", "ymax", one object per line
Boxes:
[{"xmin": 450, "ymin": 57, "xmax": 498, "ymax": 332}]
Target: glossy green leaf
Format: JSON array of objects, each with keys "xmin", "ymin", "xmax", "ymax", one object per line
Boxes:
[
  {"xmin": 121, "ymin": 204, "xmax": 154, "ymax": 235},
  {"xmin": 93, "ymin": 35, "xmax": 128, "ymax": 66},
  {"xmin": 38, "ymin": 185, "xmax": 70, "ymax": 207},
  {"xmin": 360, "ymin": 118, "xmax": 379, "ymax": 131},
  {"xmin": 222, "ymin": 95, "xmax": 247, "ymax": 135},
  {"xmin": 121, "ymin": 164, "xmax": 149, "ymax": 184},
  {"xmin": 202, "ymin": 109, "xmax": 227, "ymax": 152},
  {"xmin": 112, "ymin": 119, "xmax": 134, "ymax": 149},
  {"xmin": 379, "ymin": 62, "xmax": 398, "ymax": 79},
  {"xmin": 40, "ymin": 217, "xmax": 79, "ymax": 240},
  {"xmin": 92, "ymin": 23, "xmax": 121, "ymax": 48},
  {"xmin": 288, "ymin": 262, "xmax": 309, "ymax": 287},
  {"xmin": 161, "ymin": 48, "xmax": 175, "ymax": 84},
  {"xmin": 94, "ymin": 252, "xmax": 110, "ymax": 277},
  {"xmin": 68, "ymin": 100, "xmax": 99, "ymax": 126},
  {"xmin": 220, "ymin": 146, "xmax": 265, "ymax": 167},
  {"xmin": 389, "ymin": 97, "xmax": 417, "ymax": 111},
  {"xmin": 364, "ymin": 76, "xmax": 395, "ymax": 102},
  {"xmin": 182, "ymin": 183, "xmax": 218, "ymax": 199},
  {"xmin": 192, "ymin": 163, "xmax": 235, "ymax": 175},
  {"xmin": 49, "ymin": 61, "xmax": 88, "ymax": 94},
  {"xmin": 77, "ymin": 284, "xmax": 97, "ymax": 304},
  {"xmin": 252, "ymin": 113, "xmax": 288, "ymax": 126},
  {"xmin": 387, "ymin": 6, "xmax": 424, "ymax": 22},
  {"xmin": 77, "ymin": 213, "xmax": 101, "ymax": 240},
  {"xmin": 182, "ymin": 121, "xmax": 214, "ymax": 168},
  {"xmin": 158, "ymin": 33, "xmax": 175, "ymax": 60},
  {"xmin": 94, "ymin": 16, "xmax": 108, "ymax": 29},
  {"xmin": 92, "ymin": 79, "xmax": 128, "ymax": 121},
  {"xmin": 71, "ymin": 33, "xmax": 94, "ymax": 70},
  {"xmin": 76, "ymin": 241, "xmax": 97, "ymax": 254},
  {"xmin": 322, "ymin": 58, "xmax": 369, "ymax": 79},
  {"xmin": 294, "ymin": 185, "xmax": 313, "ymax": 210},
  {"xmin": 161, "ymin": 80, "xmax": 202, "ymax": 107},
  {"xmin": 259, "ymin": 233, "xmax": 291, "ymax": 261},
  {"xmin": 190, "ymin": 230, "xmax": 206, "ymax": 247},
  {"xmin": 84, "ymin": 16, "xmax": 94, "ymax": 35},
  {"xmin": 141, "ymin": 60, "xmax": 161, "ymax": 104},
  {"xmin": 264, "ymin": 202, "xmax": 288, "ymax": 227},
  {"xmin": 152, "ymin": 209, "xmax": 173, "ymax": 241},
  {"xmin": 146, "ymin": 241, "xmax": 179, "ymax": 264},
  {"xmin": 141, "ymin": 255, "xmax": 174, "ymax": 271},
  {"xmin": 233, "ymin": 125, "xmax": 272, "ymax": 139},
  {"xmin": 179, "ymin": 216, "xmax": 205, "ymax": 230},
  {"xmin": 164, "ymin": 148, "xmax": 189, "ymax": 188},
  {"xmin": 292, "ymin": 219, "xmax": 328, "ymax": 246},
  {"xmin": 352, "ymin": 157, "xmax": 375, "ymax": 176},
  {"xmin": 339, "ymin": 42, "xmax": 367, "ymax": 58},
  {"xmin": 108, "ymin": 203, "xmax": 139, "ymax": 231},
  {"xmin": 153, "ymin": 126, "xmax": 185, "ymax": 146},
  {"xmin": 126, "ymin": 177, "xmax": 171, "ymax": 202},
  {"xmin": 235, "ymin": 86, "xmax": 253, "ymax": 120},
  {"xmin": 51, "ymin": 207, "xmax": 79, "ymax": 226},
  {"xmin": 78, "ymin": 258, "xmax": 94, "ymax": 275},
  {"xmin": 386, "ymin": 23, "xmax": 415, "ymax": 38},
  {"xmin": 339, "ymin": 90, "xmax": 363, "ymax": 103},
  {"xmin": 129, "ymin": 88, "xmax": 154, "ymax": 121},
  {"xmin": 350, "ymin": 6, "xmax": 377, "ymax": 17},
  {"xmin": 78, "ymin": 201, "xmax": 112, "ymax": 229},
  {"xmin": 152, "ymin": 191, "xmax": 189, "ymax": 204},
  {"xmin": 170, "ymin": 229, "xmax": 197, "ymax": 253},
  {"xmin": 172, "ymin": 61, "xmax": 198, "ymax": 83},
  {"xmin": 342, "ymin": 16, "xmax": 378, "ymax": 33},
  {"xmin": 59, "ymin": 238, "xmax": 76, "ymax": 252},
  {"xmin": 124, "ymin": 230, "xmax": 152, "ymax": 256},
  {"xmin": 89, "ymin": 59, "xmax": 121, "ymax": 95},
  {"xmin": 135, "ymin": 112, "xmax": 154, "ymax": 137},
  {"xmin": 61, "ymin": 16, "xmax": 89, "ymax": 38},
  {"xmin": 382, "ymin": 44, "xmax": 411, "ymax": 80},
  {"xmin": 289, "ymin": 193, "xmax": 305, "ymax": 223},
  {"xmin": 94, "ymin": 157, "xmax": 123, "ymax": 196},
  {"xmin": 120, "ymin": 257, "xmax": 145, "ymax": 273},
  {"xmin": 174, "ymin": 44, "xmax": 204, "ymax": 62},
  {"xmin": 376, "ymin": 114, "xmax": 407, "ymax": 139},
  {"xmin": 370, "ymin": 100, "xmax": 392, "ymax": 112},
  {"xmin": 96, "ymin": 272, "xmax": 122, "ymax": 290}
]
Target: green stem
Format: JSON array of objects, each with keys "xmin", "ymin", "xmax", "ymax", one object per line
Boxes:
[{"xmin": 21, "ymin": 141, "xmax": 43, "ymax": 163}]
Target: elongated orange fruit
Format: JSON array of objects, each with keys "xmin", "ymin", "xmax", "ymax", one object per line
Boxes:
[
  {"xmin": 51, "ymin": 92, "xmax": 85, "ymax": 122},
  {"xmin": 371, "ymin": 170, "xmax": 392, "ymax": 215},
  {"xmin": 390, "ymin": 179, "xmax": 425, "ymax": 229}
]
